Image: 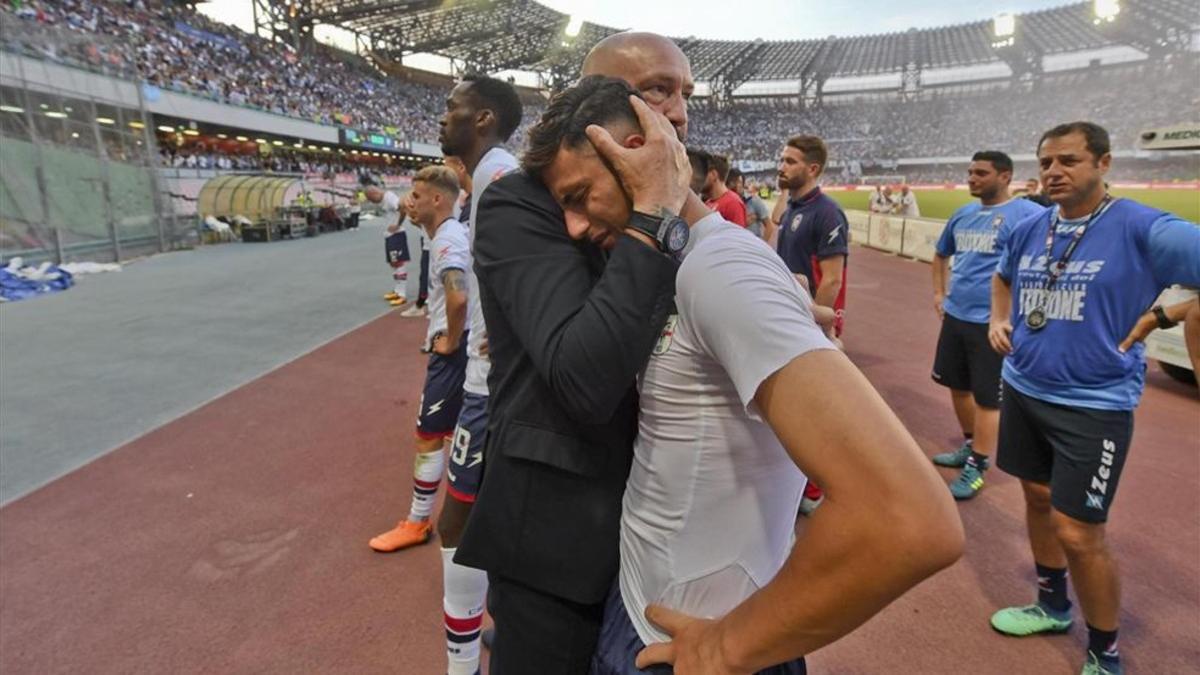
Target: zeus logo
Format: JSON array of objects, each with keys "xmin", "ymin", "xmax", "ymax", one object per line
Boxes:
[
  {"xmin": 827, "ymin": 225, "xmax": 841, "ymax": 244},
  {"xmin": 426, "ymin": 399, "xmax": 445, "ymax": 416},
  {"xmin": 1086, "ymin": 439, "xmax": 1117, "ymax": 510}
]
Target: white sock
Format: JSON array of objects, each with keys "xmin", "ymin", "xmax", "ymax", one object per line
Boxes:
[
  {"xmin": 408, "ymin": 448, "xmax": 444, "ymax": 522},
  {"xmin": 442, "ymin": 547, "xmax": 487, "ymax": 675}
]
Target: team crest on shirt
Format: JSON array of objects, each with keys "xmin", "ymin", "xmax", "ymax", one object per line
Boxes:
[
  {"xmin": 653, "ymin": 315, "xmax": 678, "ymax": 355},
  {"xmin": 790, "ymin": 213, "xmax": 803, "ymax": 232},
  {"xmin": 992, "ymin": 214, "xmax": 1005, "ymax": 228}
]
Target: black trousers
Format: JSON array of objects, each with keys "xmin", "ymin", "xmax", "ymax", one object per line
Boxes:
[{"xmin": 487, "ymin": 573, "xmax": 605, "ymax": 675}]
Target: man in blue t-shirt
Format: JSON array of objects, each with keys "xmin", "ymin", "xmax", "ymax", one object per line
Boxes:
[
  {"xmin": 930, "ymin": 151, "xmax": 1045, "ymax": 501},
  {"xmin": 987, "ymin": 122, "xmax": 1200, "ymax": 675}
]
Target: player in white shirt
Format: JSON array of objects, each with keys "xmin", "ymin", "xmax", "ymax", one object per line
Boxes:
[
  {"xmin": 369, "ymin": 165, "xmax": 471, "ymax": 555},
  {"xmin": 433, "ymin": 75, "xmax": 524, "ymax": 675},
  {"xmin": 527, "ymin": 76, "xmax": 963, "ymax": 674},
  {"xmin": 366, "ymin": 186, "xmax": 413, "ymax": 306}
]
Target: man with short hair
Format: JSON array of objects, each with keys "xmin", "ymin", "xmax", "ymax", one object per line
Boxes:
[
  {"xmin": 988, "ymin": 121, "xmax": 1200, "ymax": 675},
  {"xmin": 527, "ymin": 75, "xmax": 964, "ymax": 675},
  {"xmin": 367, "ymin": 184, "xmax": 412, "ymax": 307},
  {"xmin": 455, "ymin": 32, "xmax": 695, "ymax": 674},
  {"xmin": 729, "ymin": 168, "xmax": 770, "ymax": 239},
  {"xmin": 868, "ymin": 184, "xmax": 889, "ymax": 214},
  {"xmin": 930, "ymin": 151, "xmax": 1044, "ymax": 501},
  {"xmin": 434, "ymin": 74, "xmax": 523, "ymax": 675},
  {"xmin": 1019, "ymin": 177, "xmax": 1053, "ymax": 207},
  {"xmin": 894, "ymin": 184, "xmax": 920, "ymax": 217},
  {"xmin": 702, "ymin": 153, "xmax": 747, "ymax": 227},
  {"xmin": 369, "ymin": 165, "xmax": 471, "ymax": 554},
  {"xmin": 775, "ymin": 134, "xmax": 850, "ymax": 515}
]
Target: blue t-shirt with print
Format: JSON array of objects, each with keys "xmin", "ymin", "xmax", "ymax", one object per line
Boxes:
[
  {"xmin": 996, "ymin": 198, "xmax": 1200, "ymax": 410},
  {"xmin": 937, "ymin": 198, "xmax": 1046, "ymax": 323}
]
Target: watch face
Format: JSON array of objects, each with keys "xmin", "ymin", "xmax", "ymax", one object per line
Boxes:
[{"xmin": 665, "ymin": 218, "xmax": 689, "ymax": 253}]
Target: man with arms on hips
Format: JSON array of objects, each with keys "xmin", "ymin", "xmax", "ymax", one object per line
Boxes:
[
  {"xmin": 368, "ymin": 166, "xmax": 472, "ymax": 553},
  {"xmin": 930, "ymin": 151, "xmax": 1045, "ymax": 500},
  {"xmin": 527, "ymin": 76, "xmax": 963, "ymax": 675},
  {"xmin": 454, "ymin": 32, "xmax": 697, "ymax": 674},
  {"xmin": 434, "ymin": 73, "xmax": 524, "ymax": 675},
  {"xmin": 988, "ymin": 121, "xmax": 1200, "ymax": 675},
  {"xmin": 774, "ymin": 134, "xmax": 850, "ymax": 516}
]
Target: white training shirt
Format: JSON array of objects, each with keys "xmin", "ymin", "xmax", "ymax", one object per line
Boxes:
[
  {"xmin": 464, "ymin": 147, "xmax": 519, "ymax": 396},
  {"xmin": 620, "ymin": 214, "xmax": 836, "ymax": 646},
  {"xmin": 425, "ymin": 217, "xmax": 471, "ymax": 350},
  {"xmin": 897, "ymin": 191, "xmax": 920, "ymax": 217}
]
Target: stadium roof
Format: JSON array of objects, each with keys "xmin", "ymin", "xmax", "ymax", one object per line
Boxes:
[{"xmin": 299, "ymin": 0, "xmax": 1199, "ymax": 85}]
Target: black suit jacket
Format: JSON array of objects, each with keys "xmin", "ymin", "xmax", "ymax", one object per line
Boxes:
[{"xmin": 455, "ymin": 171, "xmax": 677, "ymax": 605}]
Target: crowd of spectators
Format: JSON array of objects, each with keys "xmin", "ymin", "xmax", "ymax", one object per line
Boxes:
[
  {"xmin": 3, "ymin": 0, "xmax": 446, "ymax": 141},
  {"xmin": 689, "ymin": 57, "xmax": 1199, "ymax": 170},
  {"xmin": 2, "ymin": 0, "xmax": 1195, "ymax": 184},
  {"xmin": 159, "ymin": 146, "xmax": 415, "ymax": 178}
]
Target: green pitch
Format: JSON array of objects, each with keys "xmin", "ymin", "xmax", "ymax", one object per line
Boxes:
[{"xmin": 824, "ymin": 188, "xmax": 1200, "ymax": 223}]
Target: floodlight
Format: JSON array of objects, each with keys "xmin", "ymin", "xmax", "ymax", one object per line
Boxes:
[
  {"xmin": 1094, "ymin": 0, "xmax": 1120, "ymax": 23},
  {"xmin": 157, "ymin": 125, "xmax": 175, "ymax": 132},
  {"xmin": 95, "ymin": 117, "xmax": 116, "ymax": 125},
  {"xmin": 993, "ymin": 13, "xmax": 1015, "ymax": 39},
  {"xmin": 183, "ymin": 129, "xmax": 200, "ymax": 136},
  {"xmin": 565, "ymin": 15, "xmax": 583, "ymax": 38},
  {"xmin": 44, "ymin": 111, "xmax": 68, "ymax": 119},
  {"xmin": 128, "ymin": 120, "xmax": 145, "ymax": 129},
  {"xmin": 236, "ymin": 136, "xmax": 249, "ymax": 142},
  {"xmin": 0, "ymin": 105, "xmax": 24, "ymax": 113}
]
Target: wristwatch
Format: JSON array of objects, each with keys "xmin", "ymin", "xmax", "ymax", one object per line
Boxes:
[
  {"xmin": 1152, "ymin": 305, "xmax": 1178, "ymax": 330},
  {"xmin": 627, "ymin": 210, "xmax": 689, "ymax": 257}
]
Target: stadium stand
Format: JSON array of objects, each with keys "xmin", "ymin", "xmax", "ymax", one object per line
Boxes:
[{"xmin": 1, "ymin": 0, "xmax": 1195, "ymax": 183}]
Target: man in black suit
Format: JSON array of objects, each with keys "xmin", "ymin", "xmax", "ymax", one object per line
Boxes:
[{"xmin": 454, "ymin": 32, "xmax": 700, "ymax": 674}]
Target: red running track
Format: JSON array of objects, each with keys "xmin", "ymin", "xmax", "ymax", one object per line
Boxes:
[{"xmin": 1, "ymin": 246, "xmax": 1197, "ymax": 674}]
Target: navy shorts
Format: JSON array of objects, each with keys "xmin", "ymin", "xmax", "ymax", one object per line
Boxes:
[
  {"xmin": 385, "ymin": 230, "xmax": 411, "ymax": 266},
  {"xmin": 447, "ymin": 392, "xmax": 488, "ymax": 503},
  {"xmin": 931, "ymin": 314, "xmax": 1003, "ymax": 409},
  {"xmin": 997, "ymin": 381, "xmax": 1134, "ymax": 523},
  {"xmin": 590, "ymin": 581, "xmax": 806, "ymax": 675},
  {"xmin": 416, "ymin": 345, "xmax": 467, "ymax": 439}
]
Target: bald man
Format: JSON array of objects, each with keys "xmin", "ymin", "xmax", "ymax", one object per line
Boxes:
[{"xmin": 453, "ymin": 32, "xmax": 701, "ymax": 674}]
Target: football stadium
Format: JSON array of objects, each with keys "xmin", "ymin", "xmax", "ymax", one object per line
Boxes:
[{"xmin": 1, "ymin": 1, "xmax": 1197, "ymax": 674}]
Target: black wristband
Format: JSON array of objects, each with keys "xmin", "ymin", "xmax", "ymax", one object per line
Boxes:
[{"xmin": 1152, "ymin": 305, "xmax": 1178, "ymax": 330}]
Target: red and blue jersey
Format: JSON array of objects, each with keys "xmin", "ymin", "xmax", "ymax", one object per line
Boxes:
[{"xmin": 776, "ymin": 186, "xmax": 850, "ymax": 333}]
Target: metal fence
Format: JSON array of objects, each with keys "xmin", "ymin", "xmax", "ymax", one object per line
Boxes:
[{"xmin": 0, "ymin": 40, "xmax": 185, "ymax": 265}]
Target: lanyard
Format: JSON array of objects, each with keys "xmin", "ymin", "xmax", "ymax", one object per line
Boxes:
[{"xmin": 1040, "ymin": 195, "xmax": 1112, "ymax": 291}]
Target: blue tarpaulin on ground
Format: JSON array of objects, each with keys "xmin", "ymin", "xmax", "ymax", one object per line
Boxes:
[{"xmin": 0, "ymin": 266, "xmax": 74, "ymax": 302}]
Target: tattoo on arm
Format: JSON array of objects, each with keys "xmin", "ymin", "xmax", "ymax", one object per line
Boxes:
[{"xmin": 442, "ymin": 268, "xmax": 467, "ymax": 292}]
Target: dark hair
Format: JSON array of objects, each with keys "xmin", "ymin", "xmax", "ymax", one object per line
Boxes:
[
  {"xmin": 971, "ymin": 150, "xmax": 1014, "ymax": 175},
  {"xmin": 725, "ymin": 166, "xmax": 742, "ymax": 187},
  {"xmin": 461, "ymin": 74, "xmax": 524, "ymax": 142},
  {"xmin": 522, "ymin": 75, "xmax": 641, "ymax": 178},
  {"xmin": 710, "ymin": 154, "xmax": 731, "ymax": 182},
  {"xmin": 786, "ymin": 135, "xmax": 828, "ymax": 175},
  {"xmin": 686, "ymin": 147, "xmax": 712, "ymax": 176},
  {"xmin": 1037, "ymin": 121, "xmax": 1110, "ymax": 159}
]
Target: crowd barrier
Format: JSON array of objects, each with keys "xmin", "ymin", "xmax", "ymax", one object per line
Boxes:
[{"xmin": 845, "ymin": 209, "xmax": 943, "ymax": 262}]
